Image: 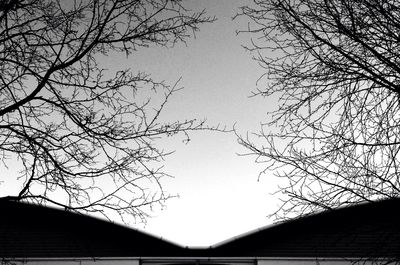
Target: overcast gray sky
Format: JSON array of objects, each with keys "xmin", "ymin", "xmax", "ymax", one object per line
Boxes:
[
  {"xmin": 0, "ymin": 0, "xmax": 281, "ymax": 247},
  {"xmin": 119, "ymin": 0, "xmax": 282, "ymax": 247}
]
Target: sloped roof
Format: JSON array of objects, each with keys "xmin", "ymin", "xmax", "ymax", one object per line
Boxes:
[
  {"xmin": 0, "ymin": 200, "xmax": 185, "ymax": 258},
  {"xmin": 209, "ymin": 198, "xmax": 400, "ymax": 258},
  {"xmin": 1, "ymin": 198, "xmax": 400, "ymax": 259}
]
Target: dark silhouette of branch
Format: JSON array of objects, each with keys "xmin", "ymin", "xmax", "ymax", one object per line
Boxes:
[
  {"xmin": 236, "ymin": 0, "xmax": 400, "ymax": 220},
  {"xmin": 0, "ymin": 0, "xmax": 216, "ymax": 223}
]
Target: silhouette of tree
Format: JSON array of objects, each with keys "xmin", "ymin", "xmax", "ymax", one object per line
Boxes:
[
  {"xmin": 237, "ymin": 0, "xmax": 400, "ymax": 219},
  {"xmin": 0, "ymin": 0, "xmax": 214, "ymax": 222}
]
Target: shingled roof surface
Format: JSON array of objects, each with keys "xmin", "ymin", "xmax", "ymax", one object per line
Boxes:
[
  {"xmin": 210, "ymin": 198, "xmax": 400, "ymax": 258},
  {"xmin": 1, "ymin": 199, "xmax": 400, "ymax": 259},
  {"xmin": 0, "ymin": 200, "xmax": 185, "ymax": 258}
]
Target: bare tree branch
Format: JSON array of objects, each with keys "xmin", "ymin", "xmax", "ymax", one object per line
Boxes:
[
  {"xmin": 0, "ymin": 0, "xmax": 216, "ymax": 223},
  {"xmin": 236, "ymin": 0, "xmax": 400, "ymax": 220}
]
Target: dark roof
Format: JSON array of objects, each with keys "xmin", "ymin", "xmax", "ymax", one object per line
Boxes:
[
  {"xmin": 0, "ymin": 200, "xmax": 185, "ymax": 258},
  {"xmin": 210, "ymin": 198, "xmax": 400, "ymax": 258},
  {"xmin": 1, "ymin": 198, "xmax": 400, "ymax": 259}
]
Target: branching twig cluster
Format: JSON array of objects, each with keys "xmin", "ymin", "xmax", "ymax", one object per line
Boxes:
[
  {"xmin": 0, "ymin": 0, "xmax": 215, "ymax": 223},
  {"xmin": 237, "ymin": 0, "xmax": 400, "ymax": 220}
]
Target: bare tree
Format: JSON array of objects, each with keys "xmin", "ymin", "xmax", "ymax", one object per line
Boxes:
[
  {"xmin": 237, "ymin": 0, "xmax": 400, "ymax": 219},
  {"xmin": 0, "ymin": 0, "xmax": 215, "ymax": 223}
]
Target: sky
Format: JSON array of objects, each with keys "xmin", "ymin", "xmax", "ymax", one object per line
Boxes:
[
  {"xmin": 0, "ymin": 0, "xmax": 282, "ymax": 247},
  {"xmin": 120, "ymin": 0, "xmax": 283, "ymax": 247}
]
